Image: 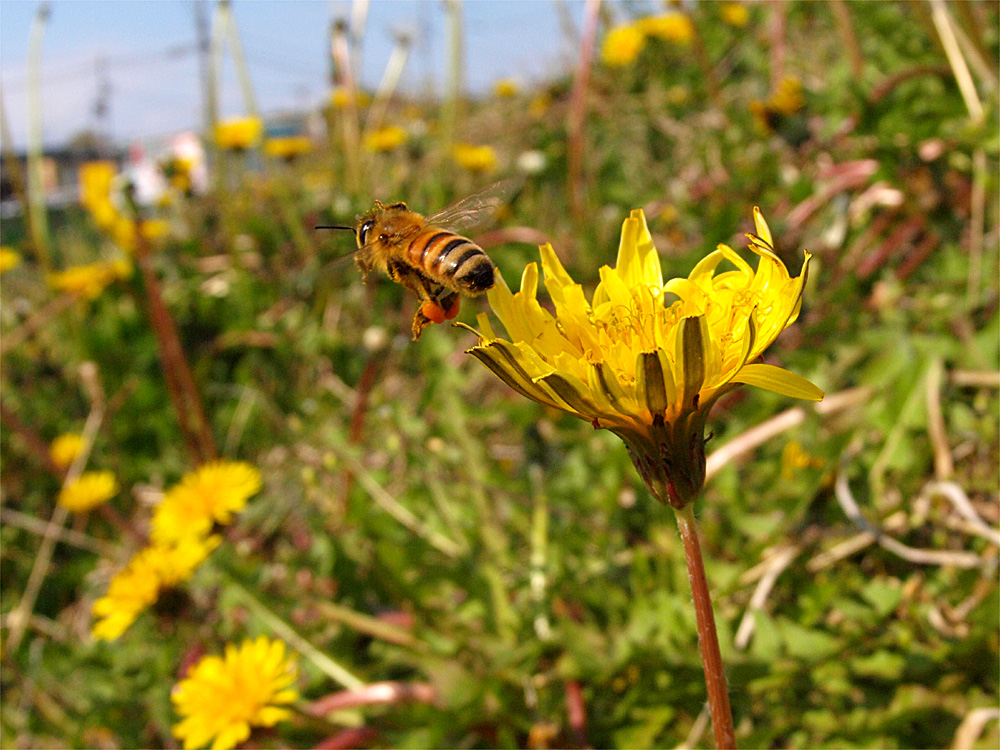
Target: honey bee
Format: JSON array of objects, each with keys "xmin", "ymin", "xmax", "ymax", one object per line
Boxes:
[{"xmin": 321, "ymin": 180, "xmax": 516, "ymax": 339}]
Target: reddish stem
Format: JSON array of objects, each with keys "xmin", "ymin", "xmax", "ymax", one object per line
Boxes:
[
  {"xmin": 674, "ymin": 505, "xmax": 735, "ymax": 749},
  {"xmin": 567, "ymin": 0, "xmax": 600, "ymax": 226}
]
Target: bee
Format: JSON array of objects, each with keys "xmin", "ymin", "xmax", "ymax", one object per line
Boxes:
[{"xmin": 321, "ymin": 180, "xmax": 516, "ymax": 339}]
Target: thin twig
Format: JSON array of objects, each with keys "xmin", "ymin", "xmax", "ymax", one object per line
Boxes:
[
  {"xmin": 951, "ymin": 707, "xmax": 1000, "ymax": 750},
  {"xmin": 806, "ymin": 531, "xmax": 877, "ymax": 572},
  {"xmin": 924, "ymin": 481, "xmax": 1000, "ymax": 547},
  {"xmin": 925, "ymin": 358, "xmax": 954, "ymax": 480},
  {"xmin": 308, "ymin": 682, "xmax": 435, "ymax": 715},
  {"xmin": 0, "ymin": 507, "xmax": 111, "ymax": 555},
  {"xmin": 834, "ymin": 469, "xmax": 986, "ymax": 569},
  {"xmin": 950, "ymin": 370, "xmax": 1000, "ymax": 388},
  {"xmin": 733, "ymin": 545, "xmax": 800, "ymax": 650}
]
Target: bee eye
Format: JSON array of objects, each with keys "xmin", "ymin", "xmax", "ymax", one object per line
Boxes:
[{"xmin": 358, "ymin": 220, "xmax": 375, "ymax": 246}]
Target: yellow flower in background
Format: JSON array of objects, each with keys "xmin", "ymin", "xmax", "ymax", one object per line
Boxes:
[
  {"xmin": 79, "ymin": 161, "xmax": 116, "ymax": 212},
  {"xmin": 452, "ymin": 143, "xmax": 498, "ymax": 173},
  {"xmin": 48, "ymin": 260, "xmax": 131, "ymax": 300},
  {"xmin": 768, "ymin": 76, "xmax": 805, "ymax": 115},
  {"xmin": 50, "ymin": 433, "xmax": 85, "ymax": 470},
  {"xmin": 111, "ymin": 217, "xmax": 170, "ymax": 253},
  {"xmin": 91, "ymin": 546, "xmax": 164, "ymax": 641},
  {"xmin": 601, "ymin": 23, "xmax": 646, "ymax": 66},
  {"xmin": 151, "ymin": 461, "xmax": 262, "ymax": 543},
  {"xmin": 528, "ymin": 92, "xmax": 551, "ymax": 119},
  {"xmin": 58, "ymin": 470, "xmax": 118, "ymax": 512},
  {"xmin": 263, "ymin": 136, "xmax": 313, "ymax": 160},
  {"xmin": 0, "ymin": 246, "xmax": 22, "ymax": 274},
  {"xmin": 466, "ymin": 208, "xmax": 822, "ymax": 508},
  {"xmin": 720, "ymin": 2, "xmax": 750, "ymax": 27},
  {"xmin": 214, "ymin": 116, "xmax": 263, "ymax": 151},
  {"xmin": 363, "ymin": 125, "xmax": 408, "ymax": 153},
  {"xmin": 172, "ymin": 637, "xmax": 299, "ymax": 750},
  {"xmin": 780, "ymin": 440, "xmax": 825, "ymax": 480},
  {"xmin": 91, "ymin": 534, "xmax": 220, "ymax": 641},
  {"xmin": 493, "ymin": 78, "xmax": 520, "ymax": 98},
  {"xmin": 329, "ymin": 86, "xmax": 370, "ymax": 110},
  {"xmin": 639, "ymin": 13, "xmax": 695, "ymax": 45}
]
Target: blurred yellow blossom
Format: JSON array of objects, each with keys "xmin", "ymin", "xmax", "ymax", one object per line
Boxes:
[
  {"xmin": 452, "ymin": 143, "xmax": 498, "ymax": 173},
  {"xmin": 363, "ymin": 125, "xmax": 408, "ymax": 153},
  {"xmin": 601, "ymin": 23, "xmax": 646, "ymax": 66},
  {"xmin": 172, "ymin": 637, "xmax": 298, "ymax": 750},
  {"xmin": 493, "ymin": 78, "xmax": 520, "ymax": 98},
  {"xmin": 214, "ymin": 116, "xmax": 263, "ymax": 151},
  {"xmin": 79, "ymin": 161, "xmax": 116, "ymax": 212},
  {"xmin": 639, "ymin": 13, "xmax": 695, "ymax": 44},
  {"xmin": 466, "ymin": 208, "xmax": 822, "ymax": 508},
  {"xmin": 0, "ymin": 247, "xmax": 22, "ymax": 274},
  {"xmin": 58, "ymin": 470, "xmax": 118, "ymax": 512},
  {"xmin": 750, "ymin": 77, "xmax": 806, "ymax": 133},
  {"xmin": 781, "ymin": 440, "xmax": 825, "ymax": 480},
  {"xmin": 48, "ymin": 260, "xmax": 132, "ymax": 300},
  {"xmin": 720, "ymin": 2, "xmax": 750, "ymax": 27},
  {"xmin": 50, "ymin": 433, "xmax": 85, "ymax": 470},
  {"xmin": 90, "ymin": 534, "xmax": 219, "ymax": 641},
  {"xmin": 263, "ymin": 136, "xmax": 313, "ymax": 160},
  {"xmin": 329, "ymin": 86, "xmax": 370, "ymax": 110},
  {"xmin": 151, "ymin": 461, "xmax": 262, "ymax": 544},
  {"xmin": 528, "ymin": 92, "xmax": 551, "ymax": 119}
]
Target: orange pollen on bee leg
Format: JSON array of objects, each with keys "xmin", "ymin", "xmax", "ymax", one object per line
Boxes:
[
  {"xmin": 420, "ymin": 300, "xmax": 448, "ymax": 324},
  {"xmin": 444, "ymin": 298, "xmax": 461, "ymax": 320}
]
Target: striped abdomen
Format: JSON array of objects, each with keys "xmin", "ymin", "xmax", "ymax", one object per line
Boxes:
[{"xmin": 406, "ymin": 228, "xmax": 495, "ymax": 295}]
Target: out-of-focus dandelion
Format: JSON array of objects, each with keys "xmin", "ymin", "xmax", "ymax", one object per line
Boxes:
[
  {"xmin": 50, "ymin": 432, "xmax": 85, "ymax": 470},
  {"xmin": 493, "ymin": 78, "xmax": 520, "ymax": 98},
  {"xmin": 719, "ymin": 2, "xmax": 750, "ymax": 28},
  {"xmin": 91, "ymin": 534, "xmax": 219, "ymax": 641},
  {"xmin": 213, "ymin": 116, "xmax": 263, "ymax": 152},
  {"xmin": 452, "ymin": 143, "xmax": 498, "ymax": 174},
  {"xmin": 638, "ymin": 13, "xmax": 695, "ymax": 45},
  {"xmin": 465, "ymin": 207, "xmax": 822, "ymax": 748},
  {"xmin": 0, "ymin": 247, "xmax": 22, "ymax": 274},
  {"xmin": 151, "ymin": 461, "xmax": 262, "ymax": 544},
  {"xmin": 667, "ymin": 84, "xmax": 690, "ymax": 105},
  {"xmin": 263, "ymin": 135, "xmax": 313, "ymax": 161},
  {"xmin": 58, "ymin": 470, "xmax": 118, "ymax": 512},
  {"xmin": 171, "ymin": 637, "xmax": 298, "ymax": 750},
  {"xmin": 780, "ymin": 440, "xmax": 825, "ymax": 480},
  {"xmin": 528, "ymin": 92, "xmax": 551, "ymax": 119},
  {"xmin": 601, "ymin": 23, "xmax": 646, "ymax": 66},
  {"xmin": 363, "ymin": 125, "xmax": 408, "ymax": 153},
  {"xmin": 751, "ymin": 76, "xmax": 806, "ymax": 132},
  {"xmin": 329, "ymin": 86, "xmax": 370, "ymax": 110},
  {"xmin": 48, "ymin": 260, "xmax": 132, "ymax": 300}
]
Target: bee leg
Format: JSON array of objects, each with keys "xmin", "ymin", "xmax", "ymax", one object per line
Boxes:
[{"xmin": 437, "ymin": 291, "xmax": 461, "ymax": 320}]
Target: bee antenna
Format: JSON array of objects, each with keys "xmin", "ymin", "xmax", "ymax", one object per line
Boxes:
[{"xmin": 315, "ymin": 225, "xmax": 354, "ymax": 231}]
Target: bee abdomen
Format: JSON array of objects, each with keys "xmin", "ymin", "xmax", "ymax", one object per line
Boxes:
[{"xmin": 415, "ymin": 231, "xmax": 495, "ymax": 295}]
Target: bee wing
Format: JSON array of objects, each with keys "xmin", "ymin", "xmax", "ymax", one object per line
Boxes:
[{"xmin": 425, "ymin": 178, "xmax": 520, "ymax": 236}]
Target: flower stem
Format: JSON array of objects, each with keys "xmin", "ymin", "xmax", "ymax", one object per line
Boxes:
[{"xmin": 674, "ymin": 504, "xmax": 735, "ymax": 749}]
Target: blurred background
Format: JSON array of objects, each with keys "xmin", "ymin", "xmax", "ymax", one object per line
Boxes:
[{"xmin": 1, "ymin": 1, "xmax": 997, "ymax": 748}]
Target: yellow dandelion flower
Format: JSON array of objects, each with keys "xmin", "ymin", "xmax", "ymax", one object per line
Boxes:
[
  {"xmin": 363, "ymin": 125, "xmax": 408, "ymax": 153},
  {"xmin": 0, "ymin": 246, "xmax": 22, "ymax": 274},
  {"xmin": 151, "ymin": 461, "xmax": 262, "ymax": 544},
  {"xmin": 50, "ymin": 432, "xmax": 85, "ymax": 470},
  {"xmin": 58, "ymin": 470, "xmax": 118, "ymax": 512},
  {"xmin": 601, "ymin": 24, "xmax": 646, "ymax": 66},
  {"xmin": 638, "ymin": 13, "xmax": 695, "ymax": 45},
  {"xmin": 48, "ymin": 260, "xmax": 131, "ymax": 300},
  {"xmin": 719, "ymin": 2, "xmax": 750, "ymax": 27},
  {"xmin": 91, "ymin": 534, "xmax": 219, "ymax": 641},
  {"xmin": 172, "ymin": 637, "xmax": 299, "ymax": 750},
  {"xmin": 780, "ymin": 440, "xmax": 824, "ymax": 480},
  {"xmin": 263, "ymin": 136, "xmax": 313, "ymax": 160},
  {"xmin": 493, "ymin": 78, "xmax": 520, "ymax": 98},
  {"xmin": 528, "ymin": 92, "xmax": 551, "ymax": 119},
  {"xmin": 91, "ymin": 547, "xmax": 164, "ymax": 641},
  {"xmin": 466, "ymin": 208, "xmax": 823, "ymax": 508},
  {"xmin": 452, "ymin": 143, "xmax": 498, "ymax": 174},
  {"xmin": 214, "ymin": 116, "xmax": 263, "ymax": 151},
  {"xmin": 79, "ymin": 161, "xmax": 116, "ymax": 212},
  {"xmin": 769, "ymin": 76, "xmax": 805, "ymax": 115}
]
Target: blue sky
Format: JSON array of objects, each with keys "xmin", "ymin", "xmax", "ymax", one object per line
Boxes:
[{"xmin": 1, "ymin": 1, "xmax": 589, "ymax": 148}]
